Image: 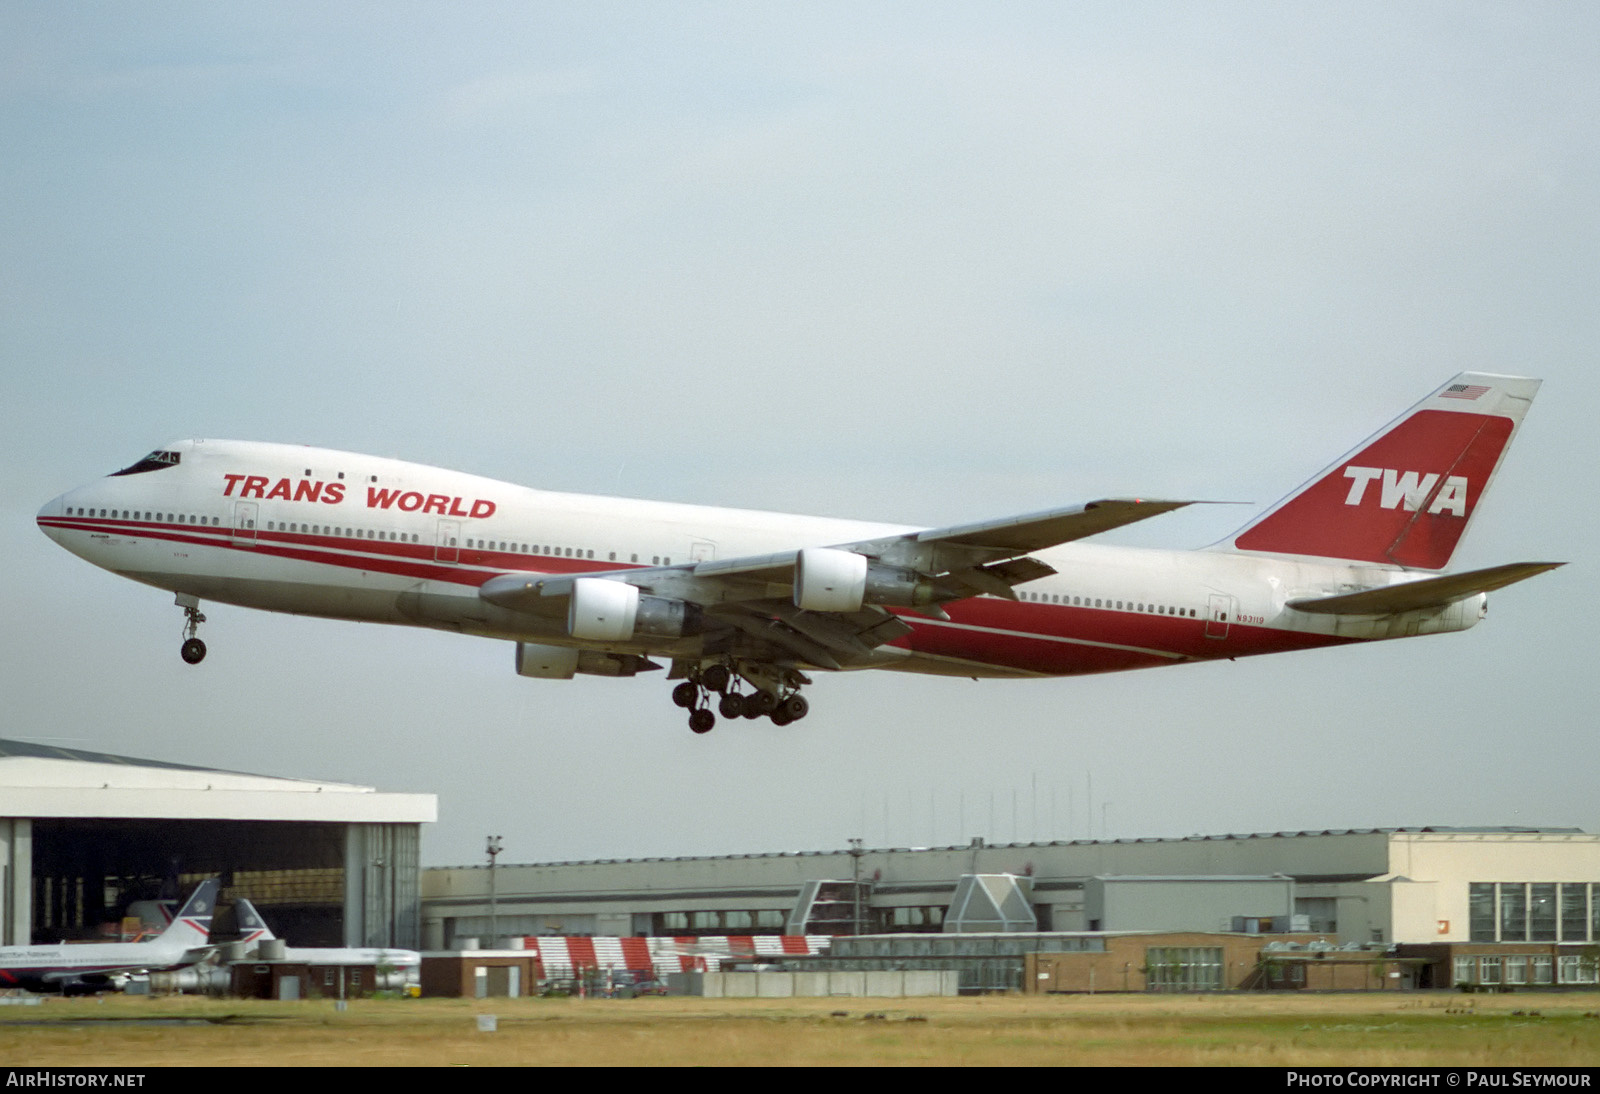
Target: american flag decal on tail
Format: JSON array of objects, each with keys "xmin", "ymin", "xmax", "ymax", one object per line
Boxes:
[{"xmin": 1440, "ymin": 384, "xmax": 1490, "ymax": 400}]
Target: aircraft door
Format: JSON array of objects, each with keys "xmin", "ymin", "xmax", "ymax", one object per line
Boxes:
[
  {"xmin": 691, "ymin": 540, "xmax": 716, "ymax": 563},
  {"xmin": 435, "ymin": 519, "xmax": 460, "ymax": 563},
  {"xmin": 1205, "ymin": 594, "xmax": 1235, "ymax": 639},
  {"xmin": 232, "ymin": 502, "xmax": 259, "ymax": 546}
]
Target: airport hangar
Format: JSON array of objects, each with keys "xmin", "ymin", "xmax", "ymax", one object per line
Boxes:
[
  {"xmin": 421, "ymin": 827, "xmax": 1600, "ymax": 958},
  {"xmin": 0, "ymin": 738, "xmax": 434, "ymax": 949}
]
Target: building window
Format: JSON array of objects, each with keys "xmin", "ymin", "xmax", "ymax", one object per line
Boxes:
[
  {"xmin": 1565, "ymin": 883, "xmax": 1591, "ymax": 941},
  {"xmin": 1471, "ymin": 882, "xmax": 1593, "ymax": 943},
  {"xmin": 1530, "ymin": 884, "xmax": 1558, "ymax": 941},
  {"xmin": 1500, "ymin": 885, "xmax": 1528, "ymax": 941},
  {"xmin": 1145, "ymin": 947, "xmax": 1224, "ymax": 992},
  {"xmin": 1469, "ymin": 884, "xmax": 1496, "ymax": 942},
  {"xmin": 1558, "ymin": 955, "xmax": 1599, "ymax": 985}
]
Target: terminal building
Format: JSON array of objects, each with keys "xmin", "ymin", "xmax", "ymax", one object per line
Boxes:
[{"xmin": 421, "ymin": 827, "xmax": 1600, "ymax": 959}]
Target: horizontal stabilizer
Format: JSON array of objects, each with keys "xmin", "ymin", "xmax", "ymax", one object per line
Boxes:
[{"xmin": 1287, "ymin": 561, "xmax": 1563, "ymax": 615}]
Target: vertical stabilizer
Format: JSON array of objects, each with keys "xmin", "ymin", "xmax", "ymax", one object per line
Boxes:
[
  {"xmin": 1229, "ymin": 373, "xmax": 1540, "ymax": 570},
  {"xmin": 233, "ymin": 898, "xmax": 276, "ymax": 945},
  {"xmin": 157, "ymin": 879, "xmax": 220, "ymax": 951}
]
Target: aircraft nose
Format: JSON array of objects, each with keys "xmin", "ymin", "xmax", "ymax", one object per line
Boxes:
[{"xmin": 37, "ymin": 494, "xmax": 69, "ymax": 544}]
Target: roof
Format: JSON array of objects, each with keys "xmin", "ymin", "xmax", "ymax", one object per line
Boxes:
[
  {"xmin": 437, "ymin": 826, "xmax": 1589, "ymax": 872},
  {"xmin": 0, "ymin": 737, "xmax": 435, "ymax": 824}
]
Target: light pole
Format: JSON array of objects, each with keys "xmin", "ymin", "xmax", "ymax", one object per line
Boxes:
[
  {"xmin": 848, "ymin": 838, "xmax": 863, "ymax": 935},
  {"xmin": 486, "ymin": 835, "xmax": 502, "ymax": 947}
]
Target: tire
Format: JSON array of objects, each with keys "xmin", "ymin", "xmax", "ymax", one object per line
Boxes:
[
  {"xmin": 180, "ymin": 638, "xmax": 207, "ymax": 665},
  {"xmin": 689, "ymin": 709, "xmax": 715, "ymax": 734}
]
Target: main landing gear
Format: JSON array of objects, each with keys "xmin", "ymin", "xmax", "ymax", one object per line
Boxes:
[
  {"xmin": 670, "ymin": 664, "xmax": 811, "ymax": 734},
  {"xmin": 177, "ymin": 594, "xmax": 207, "ymax": 665}
]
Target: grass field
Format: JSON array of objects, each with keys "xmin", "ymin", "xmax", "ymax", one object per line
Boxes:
[{"xmin": 2, "ymin": 991, "xmax": 1597, "ymax": 1067}]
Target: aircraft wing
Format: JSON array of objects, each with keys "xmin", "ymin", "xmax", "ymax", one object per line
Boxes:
[
  {"xmin": 898, "ymin": 497, "xmax": 1196, "ymax": 554},
  {"xmin": 479, "ymin": 497, "xmax": 1196, "ymax": 667},
  {"xmin": 481, "ymin": 497, "xmax": 1197, "ymax": 612},
  {"xmin": 1286, "ymin": 561, "xmax": 1564, "ymax": 615},
  {"xmin": 39, "ymin": 963, "xmax": 160, "ymax": 984}
]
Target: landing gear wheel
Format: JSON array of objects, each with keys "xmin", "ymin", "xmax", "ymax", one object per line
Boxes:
[
  {"xmin": 177, "ymin": 597, "xmax": 207, "ymax": 664},
  {"xmin": 688, "ymin": 708, "xmax": 715, "ymax": 734},
  {"xmin": 672, "ymin": 682, "xmax": 699, "ymax": 708},
  {"xmin": 701, "ymin": 664, "xmax": 731, "ymax": 693},
  {"xmin": 778, "ymin": 694, "xmax": 809, "ymax": 722},
  {"xmin": 770, "ymin": 707, "xmax": 795, "ymax": 727},
  {"xmin": 718, "ymin": 692, "xmax": 745, "ymax": 719}
]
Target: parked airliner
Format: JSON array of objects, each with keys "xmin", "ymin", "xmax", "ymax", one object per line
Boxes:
[
  {"xmin": 37, "ymin": 374, "xmax": 1559, "ymax": 733},
  {"xmin": 233, "ymin": 899, "xmax": 420, "ymax": 981},
  {"xmin": 0, "ymin": 879, "xmax": 219, "ymax": 993}
]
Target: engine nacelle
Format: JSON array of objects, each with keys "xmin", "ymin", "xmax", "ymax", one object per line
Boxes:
[
  {"xmin": 568, "ymin": 577, "xmax": 639, "ymax": 641},
  {"xmin": 793, "ymin": 547, "xmax": 868, "ymax": 612},
  {"xmin": 516, "ymin": 643, "xmax": 662, "ymax": 679},
  {"xmin": 566, "ymin": 578, "xmax": 700, "ymax": 642},
  {"xmin": 863, "ymin": 564, "xmax": 939, "ymax": 609},
  {"xmin": 516, "ymin": 642, "xmax": 580, "ymax": 678}
]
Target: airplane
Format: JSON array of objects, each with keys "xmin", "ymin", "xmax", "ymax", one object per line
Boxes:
[
  {"xmin": 36, "ymin": 373, "xmax": 1560, "ymax": 734},
  {"xmin": 0, "ymin": 878, "xmax": 220, "ymax": 993},
  {"xmin": 232, "ymin": 899, "xmax": 420, "ymax": 981}
]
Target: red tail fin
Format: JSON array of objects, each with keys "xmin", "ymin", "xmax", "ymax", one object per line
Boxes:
[{"xmin": 1229, "ymin": 374, "xmax": 1540, "ymax": 570}]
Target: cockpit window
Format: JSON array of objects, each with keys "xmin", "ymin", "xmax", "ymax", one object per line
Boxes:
[{"xmin": 110, "ymin": 450, "xmax": 181, "ymax": 476}]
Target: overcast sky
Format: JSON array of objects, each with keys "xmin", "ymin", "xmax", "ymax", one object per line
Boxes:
[{"xmin": 3, "ymin": 2, "xmax": 1596, "ymax": 869}]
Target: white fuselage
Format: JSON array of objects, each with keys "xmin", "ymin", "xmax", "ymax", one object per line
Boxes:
[
  {"xmin": 0, "ymin": 880, "xmax": 217, "ymax": 991},
  {"xmin": 36, "ymin": 439, "xmax": 1482, "ymax": 681}
]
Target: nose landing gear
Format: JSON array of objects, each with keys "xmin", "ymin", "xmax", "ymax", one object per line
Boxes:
[{"xmin": 177, "ymin": 594, "xmax": 207, "ymax": 665}]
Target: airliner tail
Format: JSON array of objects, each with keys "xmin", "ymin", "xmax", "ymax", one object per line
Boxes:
[{"xmin": 1229, "ymin": 373, "xmax": 1541, "ymax": 570}]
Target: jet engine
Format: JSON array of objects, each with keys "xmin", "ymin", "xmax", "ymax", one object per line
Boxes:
[
  {"xmin": 565, "ymin": 577, "xmax": 697, "ymax": 642},
  {"xmin": 793, "ymin": 548, "xmax": 938, "ymax": 611},
  {"xmin": 793, "ymin": 547, "xmax": 868, "ymax": 611},
  {"xmin": 516, "ymin": 643, "xmax": 661, "ymax": 679}
]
